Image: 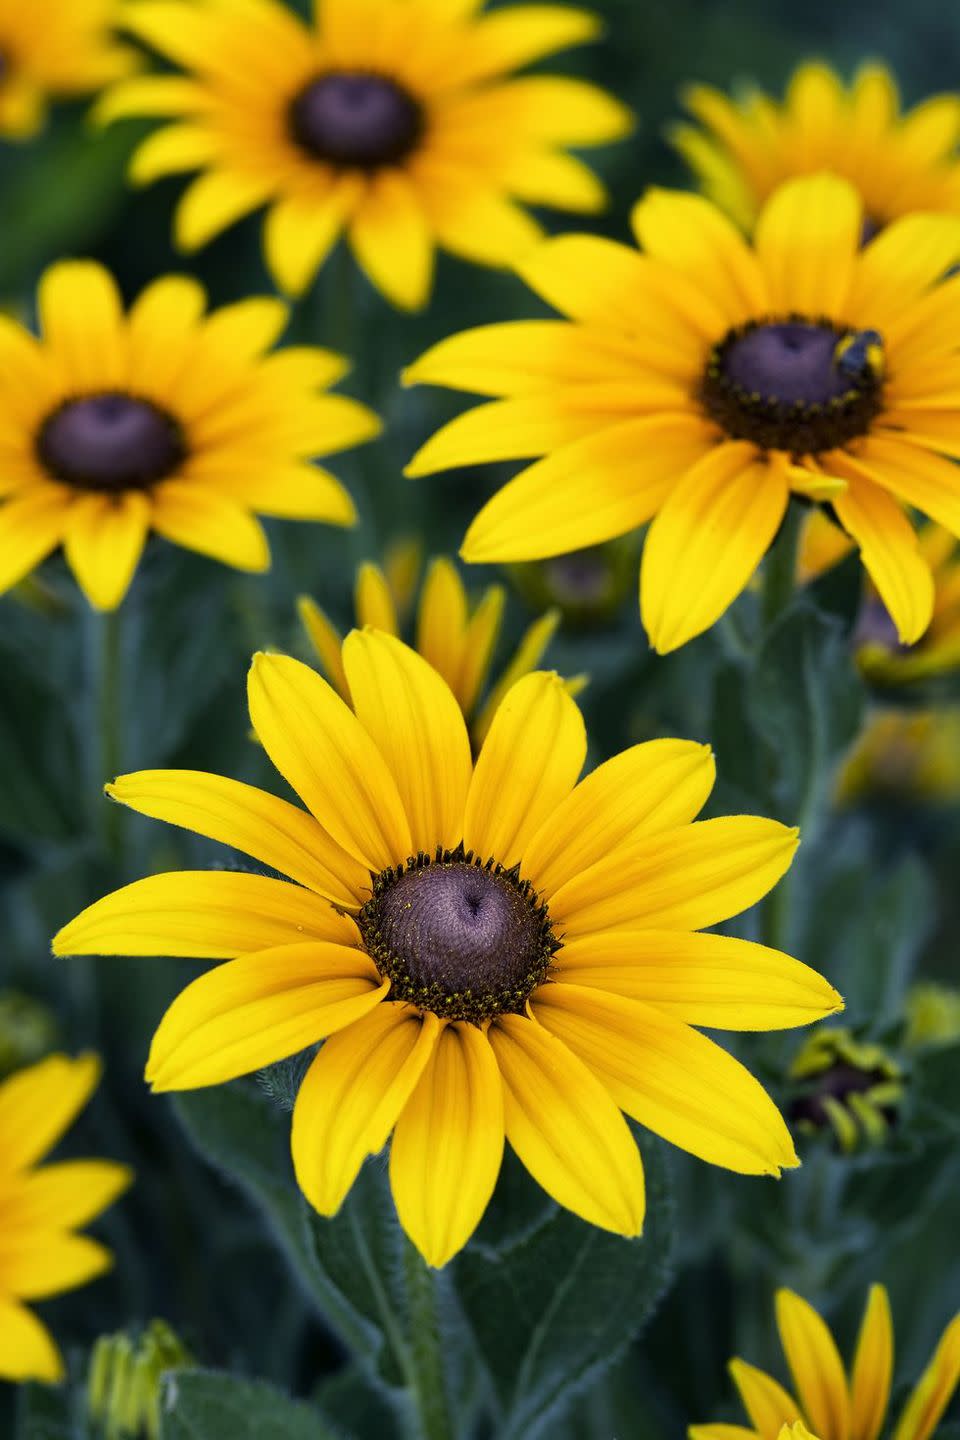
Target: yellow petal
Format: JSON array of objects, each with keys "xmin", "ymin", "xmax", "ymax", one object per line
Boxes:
[
  {"xmin": 146, "ymin": 943, "xmax": 387, "ymax": 1090},
  {"xmin": 263, "ymin": 185, "xmax": 355, "ymax": 298},
  {"xmin": 414, "ymin": 557, "xmax": 469, "ymax": 696},
  {"xmin": 755, "ymin": 174, "xmax": 861, "ymax": 317},
  {"xmin": 729, "ymin": 1358, "xmax": 802, "ymax": 1438},
  {"xmin": 175, "ymin": 169, "xmax": 272, "ymax": 251},
  {"xmin": 688, "ymin": 1428, "xmax": 759, "ymax": 1440},
  {"xmin": 402, "ymin": 320, "xmax": 650, "ymax": 397},
  {"xmin": 53, "ymin": 871, "xmax": 356, "ymax": 958},
  {"xmin": 470, "ymin": 603, "xmax": 555, "ymax": 743},
  {"xmin": 37, "ymin": 260, "xmax": 126, "ymax": 391},
  {"xmin": 298, "ymin": 596, "xmax": 349, "ymax": 699},
  {"xmin": 522, "ymin": 739, "xmax": 716, "ymax": 897},
  {"xmin": 390, "ymin": 1020, "xmax": 504, "ymax": 1267},
  {"xmin": 464, "ymin": 672, "xmax": 585, "ymax": 869},
  {"xmin": 534, "ymin": 985, "xmax": 798, "ymax": 1175},
  {"xmin": 443, "ymin": 6, "xmax": 601, "ymax": 86},
  {"xmin": 553, "ymin": 930, "xmax": 841, "ymax": 1030},
  {"xmin": 488, "ymin": 1013, "xmax": 645, "ymax": 1235},
  {"xmin": 350, "ymin": 171, "xmax": 434, "ymax": 311},
  {"xmin": 776, "ymin": 1290, "xmax": 850, "ymax": 1440},
  {"xmin": 129, "ymin": 123, "xmax": 219, "ymax": 183},
  {"xmin": 150, "ymin": 482, "xmax": 270, "ymax": 573},
  {"xmin": 106, "ymin": 770, "xmax": 368, "ymax": 907},
  {"xmin": 0, "ymin": 1298, "xmax": 63, "ymax": 1384},
  {"xmin": 0, "ymin": 485, "xmax": 71, "ymax": 595},
  {"xmin": 848, "ymin": 435, "xmax": 960, "ymax": 540},
  {"xmin": 0, "ymin": 1231, "xmax": 112, "ymax": 1300},
  {"xmin": 3, "ymin": 1161, "xmax": 133, "ymax": 1233},
  {"xmin": 63, "ymin": 492, "xmax": 151, "ymax": 611},
  {"xmin": 550, "ymin": 816, "xmax": 799, "ymax": 937},
  {"xmin": 631, "ymin": 187, "xmax": 769, "ymax": 321},
  {"xmin": 0, "ymin": 1053, "xmax": 100, "ymax": 1174},
  {"xmin": 831, "ymin": 470, "xmax": 933, "ymax": 646},
  {"xmin": 292, "ymin": 1003, "xmax": 439, "ymax": 1216},
  {"xmin": 421, "ymin": 173, "xmax": 543, "ymax": 270},
  {"xmin": 892, "ymin": 1312, "xmax": 960, "ymax": 1440},
  {"xmin": 247, "ymin": 651, "xmax": 412, "ymax": 871},
  {"xmin": 848, "ymin": 215, "xmax": 960, "ymax": 333},
  {"xmin": 355, "ymin": 562, "xmax": 399, "ymax": 633},
  {"xmin": 125, "ymin": 274, "xmax": 208, "ymax": 394},
  {"xmin": 850, "ymin": 1285, "xmax": 893, "ymax": 1440}
]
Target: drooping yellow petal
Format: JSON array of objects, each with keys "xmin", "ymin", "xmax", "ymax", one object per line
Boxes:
[
  {"xmin": 488, "ymin": 1013, "xmax": 645, "ymax": 1235},
  {"xmin": 175, "ymin": 170, "xmax": 273, "ymax": 252},
  {"xmin": 0, "ymin": 485, "xmax": 71, "ymax": 595},
  {"xmin": 534, "ymin": 985, "xmax": 798, "ymax": 1175},
  {"xmin": 342, "ymin": 630, "xmax": 473, "ymax": 854},
  {"xmin": 550, "ymin": 817, "xmax": 799, "ymax": 937},
  {"xmin": 390, "ymin": 1020, "xmax": 504, "ymax": 1267},
  {"xmin": 0, "ymin": 1297, "xmax": 63, "ymax": 1384},
  {"xmin": 755, "ymin": 173, "xmax": 861, "ymax": 316},
  {"xmin": 263, "ymin": 184, "xmax": 356, "ymax": 298},
  {"xmin": 146, "ymin": 943, "xmax": 388, "ymax": 1090},
  {"xmin": 850, "ymin": 1285, "xmax": 893, "ymax": 1440},
  {"xmin": 847, "ymin": 435, "xmax": 960, "ymax": 540},
  {"xmin": 0, "ymin": 1053, "xmax": 100, "ymax": 1175},
  {"xmin": 552, "ymin": 930, "xmax": 842, "ymax": 1030},
  {"xmin": 775, "ymin": 1290, "xmax": 850, "ymax": 1440},
  {"xmin": 729, "ymin": 1358, "xmax": 802, "ymax": 1439},
  {"xmin": 458, "ymin": 586, "xmax": 506, "ymax": 718},
  {"xmin": 464, "ymin": 672, "xmax": 585, "ymax": 869},
  {"xmin": 247, "ymin": 651, "xmax": 412, "ymax": 872},
  {"xmin": 292, "ymin": 1003, "xmax": 439, "ymax": 1217},
  {"xmin": 355, "ymin": 563, "xmax": 399, "ymax": 634},
  {"xmin": 522, "ymin": 739, "xmax": 716, "ymax": 897},
  {"xmin": 298, "ymin": 596, "xmax": 350, "ymax": 699},
  {"xmin": 831, "ymin": 470, "xmax": 933, "ymax": 646},
  {"xmin": 2, "ymin": 1161, "xmax": 133, "ymax": 1234},
  {"xmin": 350, "ymin": 171, "xmax": 434, "ymax": 311},
  {"xmin": 0, "ymin": 1231, "xmax": 113, "ymax": 1300},
  {"xmin": 62, "ymin": 492, "xmax": 151, "ymax": 611},
  {"xmin": 414, "ymin": 556, "xmax": 470, "ymax": 697},
  {"xmin": 53, "ymin": 871, "xmax": 357, "ymax": 959},
  {"xmin": 106, "ymin": 770, "xmax": 368, "ymax": 907},
  {"xmin": 892, "ymin": 1313, "xmax": 960, "ymax": 1440},
  {"xmin": 151, "ymin": 483, "xmax": 270, "ymax": 573}
]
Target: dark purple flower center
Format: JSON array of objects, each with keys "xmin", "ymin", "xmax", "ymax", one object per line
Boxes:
[
  {"xmin": 37, "ymin": 393, "xmax": 186, "ymax": 493},
  {"xmin": 358, "ymin": 850, "xmax": 558, "ymax": 1023},
  {"xmin": 700, "ymin": 317, "xmax": 885, "ymax": 454},
  {"xmin": 289, "ymin": 71, "xmax": 424, "ymax": 169},
  {"xmin": 790, "ymin": 1062, "xmax": 897, "ymax": 1131},
  {"xmin": 853, "ymin": 596, "xmax": 907, "ymax": 655}
]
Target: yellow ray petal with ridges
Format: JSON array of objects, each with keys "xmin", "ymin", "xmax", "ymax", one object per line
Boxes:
[
  {"xmin": 850, "ymin": 1285, "xmax": 893, "ymax": 1440},
  {"xmin": 125, "ymin": 274, "xmax": 207, "ymax": 396},
  {"xmin": 402, "ymin": 320, "xmax": 650, "ymax": 397},
  {"xmin": 0, "ymin": 1053, "xmax": 100, "ymax": 1175},
  {"xmin": 458, "ymin": 585, "xmax": 506, "ymax": 717},
  {"xmin": 343, "ymin": 630, "xmax": 473, "ymax": 855},
  {"xmin": 892, "ymin": 1312, "xmax": 960, "ymax": 1440},
  {"xmin": 355, "ymin": 563, "xmax": 399, "ymax": 634},
  {"xmin": 146, "ymin": 943, "xmax": 387, "ymax": 1090},
  {"xmin": 151, "ymin": 483, "xmax": 270, "ymax": 572},
  {"xmin": 0, "ymin": 1298, "xmax": 63, "ymax": 1384},
  {"xmin": 390, "ymin": 1020, "xmax": 504, "ymax": 1267},
  {"xmin": 776, "ymin": 1290, "xmax": 850, "ymax": 1440},
  {"xmin": 464, "ymin": 671, "xmax": 585, "ymax": 868},
  {"xmin": 847, "ymin": 214, "xmax": 960, "ymax": 332},
  {"xmin": 729, "ymin": 1358, "xmax": 802, "ymax": 1438},
  {"xmin": 522, "ymin": 739, "xmax": 716, "ymax": 898},
  {"xmin": 489, "ymin": 1014, "xmax": 645, "ymax": 1235},
  {"xmin": 106, "ymin": 770, "xmax": 368, "ymax": 906},
  {"xmin": 2, "ymin": 1161, "xmax": 133, "ymax": 1234},
  {"xmin": 552, "ymin": 930, "xmax": 842, "ymax": 1030},
  {"xmin": 846, "ymin": 436, "xmax": 960, "ymax": 540},
  {"xmin": 415, "ymin": 557, "xmax": 469, "ymax": 696},
  {"xmin": 247, "ymin": 651, "xmax": 412, "ymax": 872},
  {"xmin": 471, "ymin": 605, "xmax": 558, "ymax": 744},
  {"xmin": 292, "ymin": 1004, "xmax": 440, "ymax": 1216},
  {"xmin": 631, "ymin": 188, "xmax": 769, "ymax": 320},
  {"xmin": 755, "ymin": 173, "xmax": 861, "ymax": 317},
  {"xmin": 298, "ymin": 597, "xmax": 350, "ymax": 700},
  {"xmin": 37, "ymin": 260, "xmax": 126, "ymax": 391},
  {"xmin": 62, "ymin": 492, "xmax": 151, "ymax": 611},
  {"xmin": 550, "ymin": 816, "xmax": 798, "ymax": 937},
  {"xmin": 53, "ymin": 871, "xmax": 357, "ymax": 958},
  {"xmin": 419, "ymin": 174, "xmax": 543, "ymax": 270},
  {"xmin": 0, "ymin": 1232, "xmax": 112, "ymax": 1300},
  {"xmin": 830, "ymin": 470, "xmax": 934, "ymax": 646},
  {"xmin": 534, "ymin": 985, "xmax": 798, "ymax": 1175}
]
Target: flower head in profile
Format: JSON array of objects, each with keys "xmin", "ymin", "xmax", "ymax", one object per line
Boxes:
[
  {"xmin": 789, "ymin": 1026, "xmax": 903, "ymax": 1154},
  {"xmin": 836, "ymin": 709, "xmax": 960, "ymax": 808},
  {"xmin": 0, "ymin": 1053, "xmax": 133, "ymax": 1383},
  {"xmin": 690, "ymin": 1285, "xmax": 960, "ymax": 1440},
  {"xmin": 672, "ymin": 62, "xmax": 960, "ymax": 233},
  {"xmin": 0, "ymin": 0, "xmax": 136, "ymax": 139},
  {"xmin": 0, "ymin": 260, "xmax": 379, "ymax": 610},
  {"xmin": 406, "ymin": 173, "xmax": 960, "ymax": 653},
  {"xmin": 97, "ymin": 0, "xmax": 631, "ymax": 311},
  {"xmin": 299, "ymin": 545, "xmax": 578, "ymax": 747},
  {"xmin": 55, "ymin": 633, "xmax": 841, "ymax": 1268}
]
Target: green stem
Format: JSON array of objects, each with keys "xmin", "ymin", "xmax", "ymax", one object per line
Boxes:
[
  {"xmin": 402, "ymin": 1238, "xmax": 454, "ymax": 1440},
  {"xmin": 91, "ymin": 605, "xmax": 124, "ymax": 860},
  {"xmin": 762, "ymin": 500, "xmax": 804, "ymax": 631}
]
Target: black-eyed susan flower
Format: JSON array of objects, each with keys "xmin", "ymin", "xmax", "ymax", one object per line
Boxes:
[
  {"xmin": 789, "ymin": 1026, "xmax": 904, "ymax": 1153},
  {"xmin": 0, "ymin": 0, "xmax": 136, "ymax": 139},
  {"xmin": 54, "ymin": 633, "xmax": 842, "ymax": 1267},
  {"xmin": 298, "ymin": 546, "xmax": 577, "ymax": 746},
  {"xmin": 406, "ymin": 173, "xmax": 960, "ymax": 653},
  {"xmin": 0, "ymin": 1053, "xmax": 132, "ymax": 1384},
  {"xmin": 836, "ymin": 709, "xmax": 960, "ymax": 807},
  {"xmin": 88, "ymin": 1320, "xmax": 191, "ymax": 1438},
  {"xmin": 672, "ymin": 62, "xmax": 960, "ymax": 235},
  {"xmin": 96, "ymin": 0, "xmax": 631, "ymax": 311},
  {"xmin": 690, "ymin": 1285, "xmax": 960, "ymax": 1440},
  {"xmin": 0, "ymin": 260, "xmax": 379, "ymax": 610}
]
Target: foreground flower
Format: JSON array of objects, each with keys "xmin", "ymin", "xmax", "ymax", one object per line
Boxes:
[
  {"xmin": 0, "ymin": 261, "xmax": 379, "ymax": 609},
  {"xmin": 836, "ymin": 709, "xmax": 960, "ymax": 807},
  {"xmin": 0, "ymin": 0, "xmax": 135, "ymax": 139},
  {"xmin": 299, "ymin": 548, "xmax": 577, "ymax": 746},
  {"xmin": 97, "ymin": 0, "xmax": 631, "ymax": 310},
  {"xmin": 671, "ymin": 62, "xmax": 960, "ymax": 233},
  {"xmin": 690, "ymin": 1285, "xmax": 960, "ymax": 1440},
  {"xmin": 0, "ymin": 1053, "xmax": 132, "ymax": 1383},
  {"xmin": 54, "ymin": 634, "xmax": 841, "ymax": 1267},
  {"xmin": 406, "ymin": 172, "xmax": 960, "ymax": 653}
]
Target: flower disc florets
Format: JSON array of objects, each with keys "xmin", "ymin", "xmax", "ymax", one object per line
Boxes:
[
  {"xmin": 700, "ymin": 316, "xmax": 885, "ymax": 454},
  {"xmin": 37, "ymin": 392, "xmax": 186, "ymax": 492},
  {"xmin": 289, "ymin": 71, "xmax": 425, "ymax": 169},
  {"xmin": 358, "ymin": 844, "xmax": 559, "ymax": 1023}
]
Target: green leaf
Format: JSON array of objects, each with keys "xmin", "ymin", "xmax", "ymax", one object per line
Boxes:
[
  {"xmin": 454, "ymin": 1138, "xmax": 674, "ymax": 1440},
  {"xmin": 15, "ymin": 1385, "xmax": 81, "ymax": 1440},
  {"xmin": 0, "ymin": 634, "xmax": 83, "ymax": 844},
  {"xmin": 912, "ymin": 1040, "xmax": 960, "ymax": 1136},
  {"xmin": 159, "ymin": 1370, "xmax": 338, "ymax": 1440}
]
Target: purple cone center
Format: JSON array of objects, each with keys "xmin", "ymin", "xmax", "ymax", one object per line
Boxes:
[
  {"xmin": 289, "ymin": 72, "xmax": 423, "ymax": 168},
  {"xmin": 377, "ymin": 862, "xmax": 541, "ymax": 993},
  {"xmin": 854, "ymin": 597, "xmax": 907, "ymax": 654},
  {"xmin": 723, "ymin": 322, "xmax": 855, "ymax": 408},
  {"xmin": 37, "ymin": 392, "xmax": 185, "ymax": 492}
]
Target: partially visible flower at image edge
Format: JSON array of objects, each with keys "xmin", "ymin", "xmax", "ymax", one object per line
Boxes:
[
  {"xmin": 690, "ymin": 1285, "xmax": 960, "ymax": 1440},
  {"xmin": 54, "ymin": 631, "xmax": 842, "ymax": 1267},
  {"xmin": 405, "ymin": 172, "xmax": 960, "ymax": 653},
  {"xmin": 95, "ymin": 0, "xmax": 632, "ymax": 310},
  {"xmin": 0, "ymin": 1053, "xmax": 133, "ymax": 1384},
  {"xmin": 0, "ymin": 260, "xmax": 380, "ymax": 610}
]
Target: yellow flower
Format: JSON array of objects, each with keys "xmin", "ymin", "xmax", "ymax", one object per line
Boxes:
[
  {"xmin": 905, "ymin": 983, "xmax": 960, "ymax": 1050},
  {"xmin": 836, "ymin": 709, "xmax": 960, "ymax": 807},
  {"xmin": 0, "ymin": 1053, "xmax": 133, "ymax": 1384},
  {"xmin": 800, "ymin": 512, "xmax": 960, "ymax": 685},
  {"xmin": 0, "ymin": 0, "xmax": 136, "ymax": 139},
  {"xmin": 405, "ymin": 172, "xmax": 960, "ymax": 653},
  {"xmin": 298, "ymin": 545, "xmax": 576, "ymax": 746},
  {"xmin": 0, "ymin": 259, "xmax": 379, "ymax": 610},
  {"xmin": 690, "ymin": 1285, "xmax": 960, "ymax": 1440},
  {"xmin": 96, "ymin": 0, "xmax": 631, "ymax": 311},
  {"xmin": 54, "ymin": 633, "xmax": 842, "ymax": 1268},
  {"xmin": 671, "ymin": 62, "xmax": 960, "ymax": 234},
  {"xmin": 788, "ymin": 1026, "xmax": 903, "ymax": 1153}
]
